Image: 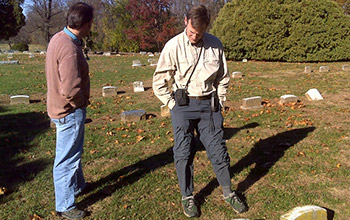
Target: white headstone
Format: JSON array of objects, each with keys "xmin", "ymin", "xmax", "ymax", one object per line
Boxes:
[
  {"xmin": 240, "ymin": 96, "xmax": 262, "ymax": 110},
  {"xmin": 103, "ymin": 52, "xmax": 111, "ymax": 56},
  {"xmin": 305, "ymin": 89, "xmax": 323, "ymax": 101},
  {"xmin": 132, "ymin": 60, "xmax": 142, "ymax": 67},
  {"xmin": 102, "ymin": 86, "xmax": 117, "ymax": 97},
  {"xmin": 280, "ymin": 205, "xmax": 327, "ymax": 220},
  {"xmin": 304, "ymin": 66, "xmax": 313, "ymax": 73},
  {"xmin": 319, "ymin": 66, "xmax": 330, "ymax": 72},
  {"xmin": 10, "ymin": 95, "xmax": 30, "ymax": 104},
  {"xmin": 280, "ymin": 95, "xmax": 298, "ymax": 104},
  {"xmin": 40, "ymin": 51, "xmax": 46, "ymax": 55},
  {"xmin": 139, "ymin": 51, "xmax": 147, "ymax": 55},
  {"xmin": 242, "ymin": 59, "xmax": 248, "ymax": 62},
  {"xmin": 148, "ymin": 58, "xmax": 158, "ymax": 66},
  {"xmin": 133, "ymin": 81, "xmax": 145, "ymax": 92},
  {"xmin": 342, "ymin": 64, "xmax": 350, "ymax": 71},
  {"xmin": 232, "ymin": 71, "xmax": 244, "ymax": 78}
]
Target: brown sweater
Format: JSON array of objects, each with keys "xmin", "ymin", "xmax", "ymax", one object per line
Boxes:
[{"xmin": 45, "ymin": 30, "xmax": 90, "ymax": 119}]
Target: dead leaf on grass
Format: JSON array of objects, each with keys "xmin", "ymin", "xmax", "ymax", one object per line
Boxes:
[
  {"xmin": 0, "ymin": 187, "xmax": 7, "ymax": 195},
  {"xmin": 136, "ymin": 135, "xmax": 144, "ymax": 143}
]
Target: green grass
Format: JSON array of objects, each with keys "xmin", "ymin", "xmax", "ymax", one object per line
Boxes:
[{"xmin": 1, "ymin": 53, "xmax": 350, "ymax": 219}]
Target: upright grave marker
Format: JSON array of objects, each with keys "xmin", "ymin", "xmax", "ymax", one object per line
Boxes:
[
  {"xmin": 280, "ymin": 95, "xmax": 298, "ymax": 105},
  {"xmin": 304, "ymin": 66, "xmax": 313, "ymax": 73},
  {"xmin": 319, "ymin": 66, "xmax": 330, "ymax": 72},
  {"xmin": 232, "ymin": 71, "xmax": 244, "ymax": 78},
  {"xmin": 342, "ymin": 64, "xmax": 350, "ymax": 71},
  {"xmin": 132, "ymin": 60, "xmax": 142, "ymax": 67},
  {"xmin": 240, "ymin": 96, "xmax": 262, "ymax": 110},
  {"xmin": 133, "ymin": 81, "xmax": 145, "ymax": 92},
  {"xmin": 161, "ymin": 105, "xmax": 171, "ymax": 117},
  {"xmin": 102, "ymin": 86, "xmax": 117, "ymax": 97},
  {"xmin": 305, "ymin": 89, "xmax": 323, "ymax": 101}
]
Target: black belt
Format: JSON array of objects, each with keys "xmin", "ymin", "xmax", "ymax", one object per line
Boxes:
[{"xmin": 189, "ymin": 95, "xmax": 211, "ymax": 100}]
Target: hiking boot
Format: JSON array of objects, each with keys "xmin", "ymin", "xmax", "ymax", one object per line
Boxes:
[
  {"xmin": 57, "ymin": 208, "xmax": 86, "ymax": 219},
  {"xmin": 181, "ymin": 195, "xmax": 199, "ymax": 218},
  {"xmin": 223, "ymin": 192, "xmax": 248, "ymax": 213}
]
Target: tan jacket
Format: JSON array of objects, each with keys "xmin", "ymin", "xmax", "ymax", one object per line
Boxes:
[
  {"xmin": 45, "ymin": 30, "xmax": 90, "ymax": 119},
  {"xmin": 153, "ymin": 30, "xmax": 229, "ymax": 109}
]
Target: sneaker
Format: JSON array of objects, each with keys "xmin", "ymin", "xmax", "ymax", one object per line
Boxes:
[
  {"xmin": 57, "ymin": 208, "xmax": 86, "ymax": 219},
  {"xmin": 223, "ymin": 192, "xmax": 248, "ymax": 213},
  {"xmin": 181, "ymin": 195, "xmax": 199, "ymax": 218}
]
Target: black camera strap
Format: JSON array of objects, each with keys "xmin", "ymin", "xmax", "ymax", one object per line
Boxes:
[{"xmin": 175, "ymin": 43, "xmax": 204, "ymax": 90}]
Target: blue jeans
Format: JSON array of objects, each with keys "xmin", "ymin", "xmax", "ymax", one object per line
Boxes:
[{"xmin": 51, "ymin": 108, "xmax": 86, "ymax": 212}]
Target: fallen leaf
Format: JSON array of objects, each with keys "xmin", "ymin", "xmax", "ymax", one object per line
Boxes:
[
  {"xmin": 337, "ymin": 163, "xmax": 341, "ymax": 168},
  {"xmin": 136, "ymin": 135, "xmax": 144, "ymax": 143},
  {"xmin": 0, "ymin": 187, "xmax": 7, "ymax": 195}
]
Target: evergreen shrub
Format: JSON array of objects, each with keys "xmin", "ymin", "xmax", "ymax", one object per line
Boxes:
[{"xmin": 211, "ymin": 0, "xmax": 350, "ymax": 62}]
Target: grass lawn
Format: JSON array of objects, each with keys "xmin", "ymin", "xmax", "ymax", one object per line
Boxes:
[{"xmin": 0, "ymin": 53, "xmax": 349, "ymax": 219}]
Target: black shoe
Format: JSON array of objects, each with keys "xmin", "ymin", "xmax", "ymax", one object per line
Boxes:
[
  {"xmin": 181, "ymin": 195, "xmax": 199, "ymax": 218},
  {"xmin": 57, "ymin": 208, "xmax": 86, "ymax": 219}
]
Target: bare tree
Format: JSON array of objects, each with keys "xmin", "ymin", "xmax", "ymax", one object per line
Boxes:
[{"xmin": 26, "ymin": 0, "xmax": 66, "ymax": 45}]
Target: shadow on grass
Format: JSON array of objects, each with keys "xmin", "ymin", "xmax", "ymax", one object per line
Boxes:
[
  {"xmin": 0, "ymin": 111, "xmax": 50, "ymax": 200},
  {"xmin": 196, "ymin": 127, "xmax": 315, "ymax": 208},
  {"xmin": 78, "ymin": 147, "xmax": 174, "ymax": 209}
]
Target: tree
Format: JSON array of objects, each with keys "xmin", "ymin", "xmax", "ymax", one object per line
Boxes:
[
  {"xmin": 0, "ymin": 0, "xmax": 26, "ymax": 41},
  {"xmin": 125, "ymin": 0, "xmax": 180, "ymax": 52},
  {"xmin": 102, "ymin": 0, "xmax": 139, "ymax": 52},
  {"xmin": 211, "ymin": 0, "xmax": 350, "ymax": 62},
  {"xmin": 25, "ymin": 0, "xmax": 65, "ymax": 44}
]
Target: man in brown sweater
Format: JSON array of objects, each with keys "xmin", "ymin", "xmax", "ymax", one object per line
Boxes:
[{"xmin": 45, "ymin": 2, "xmax": 93, "ymax": 219}]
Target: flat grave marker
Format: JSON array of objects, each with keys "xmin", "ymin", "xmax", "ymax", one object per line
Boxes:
[
  {"xmin": 304, "ymin": 66, "xmax": 313, "ymax": 73},
  {"xmin": 342, "ymin": 64, "xmax": 350, "ymax": 71},
  {"xmin": 280, "ymin": 205, "xmax": 327, "ymax": 220},
  {"xmin": 10, "ymin": 95, "xmax": 30, "ymax": 104},
  {"xmin": 120, "ymin": 109, "xmax": 146, "ymax": 122},
  {"xmin": 232, "ymin": 71, "xmax": 244, "ymax": 78}
]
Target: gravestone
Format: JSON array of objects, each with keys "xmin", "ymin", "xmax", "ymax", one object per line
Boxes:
[
  {"xmin": 102, "ymin": 86, "xmax": 117, "ymax": 97},
  {"xmin": 10, "ymin": 95, "xmax": 30, "ymax": 104},
  {"xmin": 242, "ymin": 59, "xmax": 248, "ymax": 62},
  {"xmin": 120, "ymin": 109, "xmax": 146, "ymax": 122},
  {"xmin": 280, "ymin": 95, "xmax": 298, "ymax": 104},
  {"xmin": 280, "ymin": 205, "xmax": 327, "ymax": 220},
  {"xmin": 319, "ymin": 66, "xmax": 330, "ymax": 72},
  {"xmin": 232, "ymin": 71, "xmax": 244, "ymax": 78},
  {"xmin": 103, "ymin": 52, "xmax": 111, "ymax": 56},
  {"xmin": 0, "ymin": 61, "xmax": 19, "ymax": 65},
  {"xmin": 148, "ymin": 58, "xmax": 158, "ymax": 66},
  {"xmin": 139, "ymin": 51, "xmax": 147, "ymax": 55},
  {"xmin": 148, "ymin": 52, "xmax": 154, "ymax": 57},
  {"xmin": 133, "ymin": 81, "xmax": 145, "ymax": 92},
  {"xmin": 342, "ymin": 64, "xmax": 350, "ymax": 71},
  {"xmin": 240, "ymin": 96, "xmax": 262, "ymax": 110},
  {"xmin": 304, "ymin": 66, "xmax": 313, "ymax": 73},
  {"xmin": 40, "ymin": 51, "xmax": 46, "ymax": 54},
  {"xmin": 161, "ymin": 105, "xmax": 171, "ymax": 117},
  {"xmin": 132, "ymin": 60, "xmax": 142, "ymax": 67},
  {"xmin": 305, "ymin": 89, "xmax": 323, "ymax": 101}
]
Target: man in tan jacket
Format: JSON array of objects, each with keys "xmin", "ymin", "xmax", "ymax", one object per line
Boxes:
[
  {"xmin": 45, "ymin": 2, "xmax": 93, "ymax": 219},
  {"xmin": 153, "ymin": 5, "xmax": 247, "ymax": 218}
]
